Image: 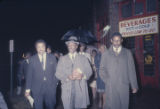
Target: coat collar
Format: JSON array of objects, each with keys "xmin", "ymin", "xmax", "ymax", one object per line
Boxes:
[
  {"xmin": 109, "ymin": 45, "xmax": 125, "ymax": 57},
  {"xmin": 68, "ymin": 52, "xmax": 77, "ymax": 59}
]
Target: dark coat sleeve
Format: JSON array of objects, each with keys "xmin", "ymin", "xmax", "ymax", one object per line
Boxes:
[
  {"xmin": 55, "ymin": 57, "xmax": 69, "ymax": 83},
  {"xmin": 17, "ymin": 60, "xmax": 24, "ymax": 80},
  {"xmin": 51, "ymin": 55, "xmax": 58, "ymax": 84},
  {"xmin": 25, "ymin": 57, "xmax": 34, "ymax": 90},
  {"xmin": 99, "ymin": 52, "xmax": 108, "ymax": 83},
  {"xmin": 80, "ymin": 56, "xmax": 92, "ymax": 80},
  {"xmin": 127, "ymin": 50, "xmax": 138, "ymax": 90}
]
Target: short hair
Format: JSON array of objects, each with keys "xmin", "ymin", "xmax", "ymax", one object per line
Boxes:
[
  {"xmin": 111, "ymin": 32, "xmax": 123, "ymax": 39},
  {"xmin": 47, "ymin": 45, "xmax": 52, "ymax": 50},
  {"xmin": 35, "ymin": 39, "xmax": 46, "ymax": 48},
  {"xmin": 79, "ymin": 43, "xmax": 87, "ymax": 52}
]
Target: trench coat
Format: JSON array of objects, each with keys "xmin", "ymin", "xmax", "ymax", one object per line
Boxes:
[
  {"xmin": 99, "ymin": 46, "xmax": 138, "ymax": 109},
  {"xmin": 55, "ymin": 53, "xmax": 92, "ymax": 109}
]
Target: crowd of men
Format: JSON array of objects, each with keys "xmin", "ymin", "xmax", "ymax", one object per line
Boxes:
[{"xmin": 16, "ymin": 32, "xmax": 138, "ymax": 109}]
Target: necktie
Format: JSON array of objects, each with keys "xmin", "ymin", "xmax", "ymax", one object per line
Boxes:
[
  {"xmin": 72, "ymin": 55, "xmax": 74, "ymax": 60},
  {"xmin": 41, "ymin": 55, "xmax": 47, "ymax": 81},
  {"xmin": 41, "ymin": 55, "xmax": 44, "ymax": 70},
  {"xmin": 71, "ymin": 54, "xmax": 75, "ymax": 62},
  {"xmin": 115, "ymin": 48, "xmax": 119, "ymax": 56}
]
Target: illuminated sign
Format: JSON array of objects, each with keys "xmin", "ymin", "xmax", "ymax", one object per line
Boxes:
[{"xmin": 119, "ymin": 15, "xmax": 158, "ymax": 37}]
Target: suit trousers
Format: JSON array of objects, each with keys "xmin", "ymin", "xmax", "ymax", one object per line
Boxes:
[{"xmin": 33, "ymin": 81, "xmax": 56, "ymax": 109}]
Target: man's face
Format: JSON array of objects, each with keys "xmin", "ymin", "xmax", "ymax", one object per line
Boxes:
[
  {"xmin": 111, "ymin": 36, "xmax": 123, "ymax": 48},
  {"xmin": 92, "ymin": 51, "xmax": 97, "ymax": 57},
  {"xmin": 80, "ymin": 45, "xmax": 85, "ymax": 52},
  {"xmin": 67, "ymin": 42, "xmax": 78, "ymax": 53},
  {"xmin": 99, "ymin": 46, "xmax": 105, "ymax": 53},
  {"xmin": 36, "ymin": 43, "xmax": 46, "ymax": 55},
  {"xmin": 47, "ymin": 48, "xmax": 52, "ymax": 54}
]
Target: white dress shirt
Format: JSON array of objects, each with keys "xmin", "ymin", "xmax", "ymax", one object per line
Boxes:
[
  {"xmin": 113, "ymin": 46, "xmax": 122, "ymax": 55},
  {"xmin": 69, "ymin": 52, "xmax": 77, "ymax": 61},
  {"xmin": 38, "ymin": 52, "xmax": 46, "ymax": 70}
]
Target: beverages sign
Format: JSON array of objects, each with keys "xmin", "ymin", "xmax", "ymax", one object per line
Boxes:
[{"xmin": 119, "ymin": 15, "xmax": 158, "ymax": 37}]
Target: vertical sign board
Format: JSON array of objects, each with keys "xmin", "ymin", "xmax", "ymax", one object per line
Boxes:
[
  {"xmin": 9, "ymin": 40, "xmax": 14, "ymax": 53},
  {"xmin": 9, "ymin": 40, "xmax": 14, "ymax": 96}
]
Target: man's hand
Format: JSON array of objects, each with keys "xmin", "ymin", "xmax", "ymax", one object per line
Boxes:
[
  {"xmin": 75, "ymin": 73, "xmax": 83, "ymax": 80},
  {"xmin": 25, "ymin": 91, "xmax": 30, "ymax": 98},
  {"xmin": 72, "ymin": 69, "xmax": 83, "ymax": 80},
  {"xmin": 68, "ymin": 74, "xmax": 75, "ymax": 80},
  {"xmin": 132, "ymin": 88, "xmax": 138, "ymax": 94}
]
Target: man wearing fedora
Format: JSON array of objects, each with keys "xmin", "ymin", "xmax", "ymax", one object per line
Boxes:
[
  {"xmin": 99, "ymin": 32, "xmax": 138, "ymax": 109},
  {"xmin": 55, "ymin": 36, "xmax": 92, "ymax": 109}
]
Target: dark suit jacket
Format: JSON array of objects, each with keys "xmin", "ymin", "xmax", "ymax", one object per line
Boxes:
[
  {"xmin": 17, "ymin": 59, "xmax": 24, "ymax": 81},
  {"xmin": 26, "ymin": 53, "xmax": 58, "ymax": 95},
  {"xmin": 23, "ymin": 59, "xmax": 30, "ymax": 78},
  {"xmin": 17, "ymin": 59, "xmax": 29, "ymax": 84}
]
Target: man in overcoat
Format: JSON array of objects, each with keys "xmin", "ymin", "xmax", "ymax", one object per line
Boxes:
[
  {"xmin": 55, "ymin": 36, "xmax": 92, "ymax": 109},
  {"xmin": 99, "ymin": 32, "xmax": 138, "ymax": 109},
  {"xmin": 25, "ymin": 39, "xmax": 58, "ymax": 109}
]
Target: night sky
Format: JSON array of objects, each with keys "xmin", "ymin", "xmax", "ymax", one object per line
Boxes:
[{"xmin": 0, "ymin": 0, "xmax": 93, "ymax": 92}]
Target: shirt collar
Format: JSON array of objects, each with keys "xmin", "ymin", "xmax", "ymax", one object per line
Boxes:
[
  {"xmin": 38, "ymin": 52, "xmax": 46, "ymax": 59},
  {"xmin": 69, "ymin": 52, "xmax": 77, "ymax": 59},
  {"xmin": 79, "ymin": 52, "xmax": 85, "ymax": 55},
  {"xmin": 113, "ymin": 46, "xmax": 122, "ymax": 53}
]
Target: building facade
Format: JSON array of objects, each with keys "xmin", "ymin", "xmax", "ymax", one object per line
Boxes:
[{"xmin": 92, "ymin": 0, "xmax": 160, "ymax": 88}]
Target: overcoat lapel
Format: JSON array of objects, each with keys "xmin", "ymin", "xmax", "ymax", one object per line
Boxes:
[{"xmin": 109, "ymin": 46, "xmax": 125, "ymax": 57}]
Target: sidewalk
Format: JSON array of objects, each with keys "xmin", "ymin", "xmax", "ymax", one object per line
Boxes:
[{"xmin": 8, "ymin": 88, "xmax": 160, "ymax": 109}]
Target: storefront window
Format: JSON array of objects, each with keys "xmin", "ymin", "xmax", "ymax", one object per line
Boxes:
[
  {"xmin": 122, "ymin": 2, "xmax": 132, "ymax": 18},
  {"xmin": 135, "ymin": 2, "xmax": 144, "ymax": 15},
  {"xmin": 146, "ymin": 0, "xmax": 156, "ymax": 13}
]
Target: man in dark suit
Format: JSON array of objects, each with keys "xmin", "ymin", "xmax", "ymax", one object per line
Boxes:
[
  {"xmin": 17, "ymin": 52, "xmax": 31, "ymax": 95},
  {"xmin": 25, "ymin": 39, "xmax": 58, "ymax": 109}
]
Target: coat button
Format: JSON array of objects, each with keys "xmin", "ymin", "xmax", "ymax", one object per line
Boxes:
[{"xmin": 43, "ymin": 77, "xmax": 47, "ymax": 81}]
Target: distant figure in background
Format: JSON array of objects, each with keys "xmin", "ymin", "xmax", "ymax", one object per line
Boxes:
[
  {"xmin": 0, "ymin": 92, "xmax": 8, "ymax": 109},
  {"xmin": 59, "ymin": 53, "xmax": 63, "ymax": 57},
  {"xmin": 17, "ymin": 52, "xmax": 31, "ymax": 95},
  {"xmin": 55, "ymin": 36, "xmax": 92, "ymax": 109},
  {"xmin": 47, "ymin": 45, "xmax": 52, "ymax": 54},
  {"xmin": 53, "ymin": 51, "xmax": 60, "ymax": 61},
  {"xmin": 95, "ymin": 44, "xmax": 107, "ymax": 109},
  {"xmin": 99, "ymin": 32, "xmax": 138, "ymax": 109},
  {"xmin": 90, "ymin": 49, "xmax": 97, "ymax": 105},
  {"xmin": 79, "ymin": 43, "xmax": 91, "ymax": 61},
  {"xmin": 25, "ymin": 39, "xmax": 58, "ymax": 109}
]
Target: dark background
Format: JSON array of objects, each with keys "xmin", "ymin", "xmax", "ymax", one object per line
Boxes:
[{"xmin": 0, "ymin": 0, "xmax": 93, "ymax": 93}]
